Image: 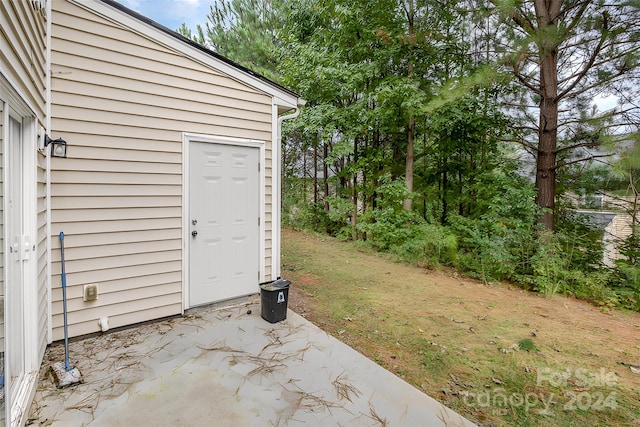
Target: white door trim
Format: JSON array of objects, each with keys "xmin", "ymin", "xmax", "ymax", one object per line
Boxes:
[
  {"xmin": 181, "ymin": 133, "xmax": 265, "ymax": 311},
  {"xmin": 0, "ymin": 71, "xmax": 38, "ymax": 119},
  {"xmin": 1, "ymin": 82, "xmax": 39, "ymax": 427}
]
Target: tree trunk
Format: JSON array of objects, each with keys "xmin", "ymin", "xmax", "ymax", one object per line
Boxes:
[
  {"xmin": 534, "ymin": 0, "xmax": 561, "ymax": 231},
  {"xmin": 372, "ymin": 129, "xmax": 381, "ymax": 213},
  {"xmin": 313, "ymin": 142, "xmax": 318, "ymax": 205},
  {"xmin": 352, "ymin": 137, "xmax": 359, "ymax": 239},
  {"xmin": 303, "ymin": 147, "xmax": 307, "ymax": 200},
  {"xmin": 339, "ymin": 156, "xmax": 347, "ymax": 194},
  {"xmin": 403, "ymin": 113, "xmax": 415, "ymax": 210},
  {"xmin": 402, "ymin": 0, "xmax": 416, "ymax": 211},
  {"xmin": 441, "ymin": 169, "xmax": 447, "ymax": 225},
  {"xmin": 458, "ymin": 164, "xmax": 463, "ymax": 216},
  {"xmin": 363, "ymin": 135, "xmax": 368, "ymax": 213},
  {"xmin": 630, "ymin": 172, "xmax": 638, "ymax": 228},
  {"xmin": 323, "ymin": 141, "xmax": 329, "ymax": 211}
]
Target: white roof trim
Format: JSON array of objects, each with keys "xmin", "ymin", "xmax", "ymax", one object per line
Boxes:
[{"xmin": 69, "ymin": 0, "xmax": 299, "ymax": 110}]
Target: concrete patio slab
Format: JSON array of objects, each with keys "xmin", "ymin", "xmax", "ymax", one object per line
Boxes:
[{"xmin": 28, "ymin": 299, "xmax": 476, "ymax": 426}]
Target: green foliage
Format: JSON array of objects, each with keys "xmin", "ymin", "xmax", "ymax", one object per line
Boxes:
[
  {"xmin": 175, "ymin": 23, "xmax": 205, "ymax": 44},
  {"xmin": 422, "ymin": 95, "xmax": 512, "ymax": 224},
  {"xmin": 282, "ymin": 176, "xmax": 307, "ymax": 226},
  {"xmin": 451, "ymin": 171, "xmax": 539, "ymax": 282},
  {"xmin": 555, "ymin": 210, "xmax": 607, "ymax": 270},
  {"xmin": 326, "ymin": 196, "xmax": 355, "ymax": 240},
  {"xmin": 200, "ymin": 0, "xmax": 287, "ymax": 82},
  {"xmin": 287, "ymin": 202, "xmax": 335, "ymax": 235},
  {"xmin": 528, "ymin": 231, "xmax": 570, "ymax": 296},
  {"xmin": 565, "ymin": 270, "xmax": 617, "ymax": 306},
  {"xmin": 358, "ymin": 208, "xmax": 417, "ymax": 251},
  {"xmin": 357, "ymin": 176, "xmax": 420, "ymax": 250},
  {"xmin": 282, "ymin": 177, "xmax": 354, "ymax": 238},
  {"xmin": 522, "ymin": 231, "xmax": 616, "ymax": 306},
  {"xmin": 619, "ymin": 226, "xmax": 640, "ymax": 266},
  {"xmin": 516, "ymin": 338, "xmax": 538, "ymax": 352},
  {"xmin": 389, "ymin": 223, "xmax": 458, "ymax": 267},
  {"xmin": 271, "ymin": 0, "xmax": 640, "ymax": 312},
  {"xmin": 486, "ymin": 0, "xmax": 640, "ymax": 230},
  {"xmin": 612, "ymin": 228, "xmax": 640, "ymax": 310},
  {"xmin": 286, "ymin": 202, "xmax": 350, "ymax": 238},
  {"xmin": 612, "ymin": 265, "xmax": 640, "ymax": 311}
]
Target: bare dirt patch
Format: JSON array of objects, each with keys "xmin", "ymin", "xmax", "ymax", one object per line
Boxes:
[{"xmin": 282, "ymin": 227, "xmax": 640, "ymax": 426}]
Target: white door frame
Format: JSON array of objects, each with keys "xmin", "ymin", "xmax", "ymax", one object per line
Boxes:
[
  {"xmin": 181, "ymin": 133, "xmax": 265, "ymax": 311},
  {"xmin": 1, "ymin": 74, "xmax": 39, "ymax": 427}
]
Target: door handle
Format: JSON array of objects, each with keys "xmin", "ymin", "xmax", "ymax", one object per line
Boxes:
[{"xmin": 192, "ymin": 230, "xmax": 198, "ymax": 237}]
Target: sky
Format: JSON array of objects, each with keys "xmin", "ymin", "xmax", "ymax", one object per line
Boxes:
[
  {"xmin": 593, "ymin": 93, "xmax": 619, "ymax": 112},
  {"xmin": 118, "ymin": 0, "xmax": 212, "ymax": 33}
]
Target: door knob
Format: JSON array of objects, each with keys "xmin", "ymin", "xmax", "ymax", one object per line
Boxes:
[{"xmin": 192, "ymin": 230, "xmax": 198, "ymax": 237}]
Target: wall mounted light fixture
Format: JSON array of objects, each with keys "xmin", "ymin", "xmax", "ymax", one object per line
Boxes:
[{"xmin": 44, "ymin": 135, "xmax": 67, "ymax": 158}]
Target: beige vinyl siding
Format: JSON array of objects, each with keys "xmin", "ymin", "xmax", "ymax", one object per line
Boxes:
[
  {"xmin": 614, "ymin": 214, "xmax": 633, "ymax": 239},
  {"xmin": 50, "ymin": 0, "xmax": 275, "ymax": 339},
  {"xmin": 612, "ymin": 214, "xmax": 633, "ymax": 263},
  {"xmin": 0, "ymin": 0, "xmax": 47, "ymax": 355},
  {"xmin": 37, "ymin": 151, "xmax": 48, "ymax": 354},
  {"xmin": 265, "ymin": 157, "xmax": 273, "ymax": 278},
  {"xmin": 0, "ymin": 1, "xmax": 47, "ymax": 119}
]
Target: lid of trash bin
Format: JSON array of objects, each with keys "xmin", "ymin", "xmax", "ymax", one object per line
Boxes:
[
  {"xmin": 259, "ymin": 278, "xmax": 291, "ymax": 291},
  {"xmin": 273, "ymin": 278, "xmax": 291, "ymax": 288}
]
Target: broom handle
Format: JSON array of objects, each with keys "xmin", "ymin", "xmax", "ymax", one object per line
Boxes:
[{"xmin": 60, "ymin": 231, "xmax": 70, "ymax": 371}]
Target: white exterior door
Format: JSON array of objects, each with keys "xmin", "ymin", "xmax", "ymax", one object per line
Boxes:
[
  {"xmin": 3, "ymin": 107, "xmax": 36, "ymax": 427},
  {"xmin": 189, "ymin": 141, "xmax": 260, "ymax": 307}
]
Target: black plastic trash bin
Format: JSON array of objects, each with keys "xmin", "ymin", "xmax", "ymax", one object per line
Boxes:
[{"xmin": 259, "ymin": 278, "xmax": 291, "ymax": 323}]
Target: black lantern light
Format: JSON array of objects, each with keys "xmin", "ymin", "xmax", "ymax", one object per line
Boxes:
[{"xmin": 44, "ymin": 135, "xmax": 67, "ymax": 158}]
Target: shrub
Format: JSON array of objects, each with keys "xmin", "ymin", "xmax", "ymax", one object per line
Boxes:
[
  {"xmin": 524, "ymin": 231, "xmax": 617, "ymax": 305},
  {"xmin": 454, "ymin": 223, "xmax": 519, "ymax": 282},
  {"xmin": 564, "ymin": 270, "xmax": 617, "ymax": 307},
  {"xmin": 390, "ymin": 223, "xmax": 458, "ymax": 267},
  {"xmin": 555, "ymin": 209, "xmax": 607, "ymax": 271},
  {"xmin": 357, "ymin": 175, "xmax": 422, "ymax": 250},
  {"xmin": 326, "ymin": 196, "xmax": 355, "ymax": 240},
  {"xmin": 356, "ymin": 175, "xmax": 457, "ymax": 267},
  {"xmin": 529, "ymin": 231, "xmax": 567, "ymax": 296},
  {"xmin": 450, "ymin": 170, "xmax": 540, "ymax": 282}
]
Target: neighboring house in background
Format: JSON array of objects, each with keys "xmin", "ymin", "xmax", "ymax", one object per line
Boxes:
[
  {"xmin": 568, "ymin": 191, "xmax": 636, "ymax": 268},
  {"xmin": 573, "ymin": 209, "xmax": 634, "ymax": 268},
  {"xmin": 603, "ymin": 213, "xmax": 633, "ymax": 267},
  {"xmin": 1, "ymin": 0, "xmax": 303, "ymax": 425}
]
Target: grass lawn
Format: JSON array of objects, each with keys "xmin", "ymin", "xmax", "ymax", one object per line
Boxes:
[{"xmin": 282, "ymin": 227, "xmax": 640, "ymax": 427}]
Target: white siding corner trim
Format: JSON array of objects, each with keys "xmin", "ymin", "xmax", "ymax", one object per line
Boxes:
[
  {"xmin": 181, "ymin": 133, "xmax": 266, "ymax": 311},
  {"xmin": 46, "ymin": 0, "xmax": 53, "ymax": 345}
]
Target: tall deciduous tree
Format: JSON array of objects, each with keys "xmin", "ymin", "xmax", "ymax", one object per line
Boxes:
[
  {"xmin": 487, "ymin": 0, "xmax": 640, "ymax": 230},
  {"xmin": 401, "ymin": 0, "xmax": 417, "ymax": 211}
]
